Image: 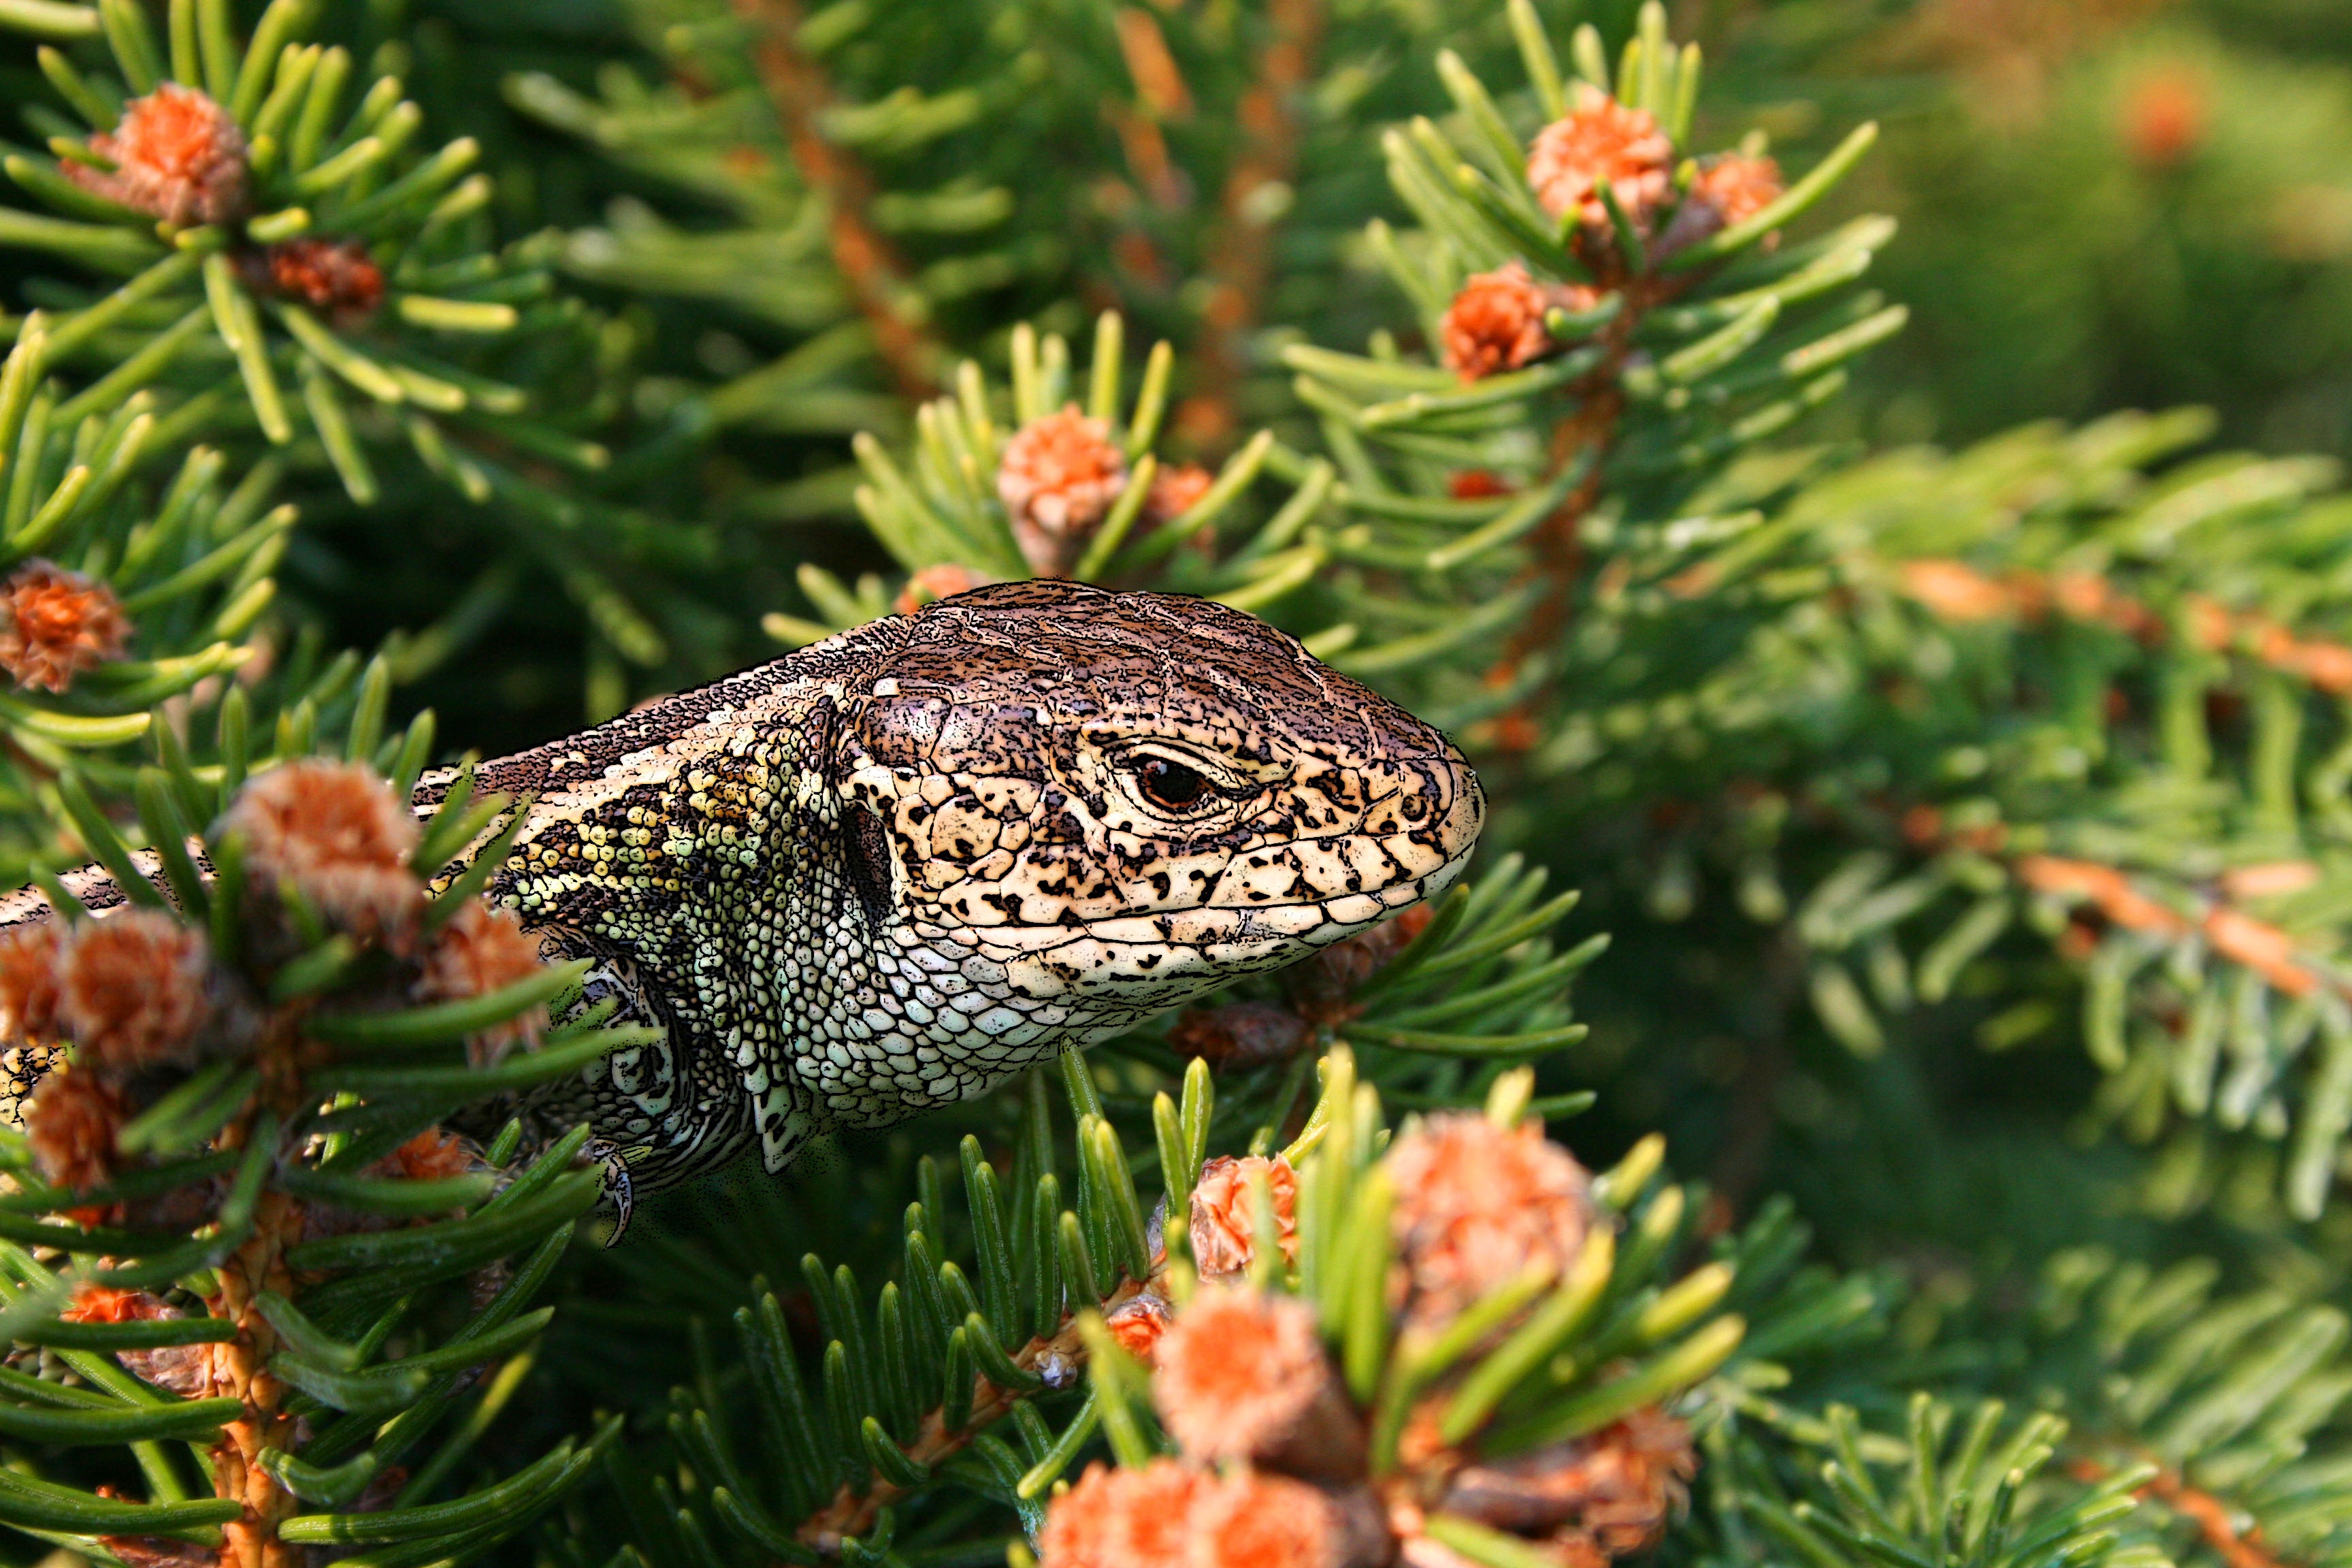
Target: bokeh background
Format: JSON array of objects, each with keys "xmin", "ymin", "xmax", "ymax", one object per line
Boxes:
[{"xmin": 1759, "ymin": 0, "xmax": 2352, "ymax": 460}]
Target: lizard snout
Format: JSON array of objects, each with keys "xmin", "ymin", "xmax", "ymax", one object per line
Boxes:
[
  {"xmin": 1339, "ymin": 685, "xmax": 1484, "ymax": 882},
  {"xmin": 1356, "ymin": 732, "xmax": 1484, "ymax": 901}
]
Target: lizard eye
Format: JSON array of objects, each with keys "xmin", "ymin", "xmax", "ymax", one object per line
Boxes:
[{"xmin": 1137, "ymin": 755, "xmax": 1209, "ymax": 810}]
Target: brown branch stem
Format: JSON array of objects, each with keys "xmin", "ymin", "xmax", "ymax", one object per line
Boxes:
[
  {"xmin": 206, "ymin": 1187, "xmax": 304, "ymax": 1568},
  {"xmin": 1181, "ymin": 0, "xmax": 1324, "ymax": 449},
  {"xmin": 2071, "ymin": 1456, "xmax": 2295, "ymax": 1568},
  {"xmin": 730, "ymin": 0, "xmax": 940, "ymax": 400},
  {"xmin": 1480, "ymin": 278, "xmax": 1668, "ymax": 751},
  {"xmin": 795, "ymin": 1274, "xmax": 1156, "ymax": 1553},
  {"xmin": 1893, "ymin": 559, "xmax": 2352, "ymax": 696}
]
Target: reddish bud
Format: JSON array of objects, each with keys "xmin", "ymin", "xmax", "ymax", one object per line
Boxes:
[{"xmin": 0, "ymin": 561, "xmax": 131, "ymax": 694}]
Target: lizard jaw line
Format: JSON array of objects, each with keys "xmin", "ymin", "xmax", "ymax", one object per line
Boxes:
[{"xmin": 916, "ymin": 839, "xmax": 1477, "ymax": 970}]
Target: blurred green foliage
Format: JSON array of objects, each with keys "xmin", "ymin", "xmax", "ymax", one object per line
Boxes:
[{"xmin": 1710, "ymin": 0, "xmax": 2352, "ymax": 455}]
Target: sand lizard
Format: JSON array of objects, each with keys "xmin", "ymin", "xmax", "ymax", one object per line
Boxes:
[{"xmin": 0, "ymin": 582, "xmax": 1483, "ymax": 1199}]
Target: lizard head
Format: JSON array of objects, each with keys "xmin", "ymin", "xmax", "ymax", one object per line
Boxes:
[{"xmin": 830, "ymin": 579, "xmax": 1482, "ymax": 1021}]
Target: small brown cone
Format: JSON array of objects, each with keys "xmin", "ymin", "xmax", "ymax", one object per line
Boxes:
[
  {"xmin": 223, "ymin": 759, "xmax": 423, "ymax": 949},
  {"xmin": 1434, "ymin": 1408, "xmax": 1695, "ymax": 1560},
  {"xmin": 414, "ymin": 900, "xmax": 549, "ymax": 1065},
  {"xmin": 1154, "ymin": 1285, "xmax": 1365, "ymax": 1481},
  {"xmin": 1104, "ymin": 1287, "xmax": 1173, "ymax": 1363},
  {"xmin": 1039, "ymin": 1459, "xmax": 1204, "ymax": 1568},
  {"xmin": 56, "ymin": 909, "xmax": 214, "ymax": 1077},
  {"xmin": 1525, "ymin": 85, "xmax": 1673, "ymax": 235},
  {"xmin": 0, "ymin": 561, "xmax": 132, "ymax": 693},
  {"xmin": 1386, "ymin": 1113, "xmax": 1597, "ymax": 1334},
  {"xmin": 1169, "ymin": 1002, "xmax": 1311, "ymax": 1070},
  {"xmin": 894, "ymin": 563, "xmax": 996, "ymax": 615},
  {"xmin": 997, "ymin": 406, "xmax": 1128, "ymax": 576},
  {"xmin": 1188, "ymin": 1154, "xmax": 1301, "ymax": 1281},
  {"xmin": 1441, "ymin": 263, "xmax": 1577, "ymax": 382},
  {"xmin": 1656, "ymin": 153, "xmax": 1786, "ymax": 257},
  {"xmin": 67, "ymin": 84, "xmax": 248, "ymax": 225},
  {"xmin": 240, "ymin": 236, "xmax": 385, "ymax": 327},
  {"xmin": 63, "ymin": 1285, "xmax": 212, "ymax": 1397},
  {"xmin": 1186, "ymin": 1469, "xmax": 1354, "ymax": 1568},
  {"xmin": 0, "ymin": 923, "xmax": 65, "ymax": 1044},
  {"xmin": 24, "ymin": 1065, "xmax": 126, "ymax": 1192}
]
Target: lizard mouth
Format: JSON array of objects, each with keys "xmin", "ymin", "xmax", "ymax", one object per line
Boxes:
[{"xmin": 914, "ymin": 828, "xmax": 1478, "ymax": 998}]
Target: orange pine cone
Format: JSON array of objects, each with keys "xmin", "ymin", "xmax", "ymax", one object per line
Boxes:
[
  {"xmin": 1526, "ymin": 86, "xmax": 1673, "ymax": 235},
  {"xmin": 66, "ymin": 84, "xmax": 248, "ymax": 225},
  {"xmin": 223, "ymin": 760, "xmax": 425, "ymax": 950},
  {"xmin": 0, "ymin": 561, "xmax": 131, "ymax": 693}
]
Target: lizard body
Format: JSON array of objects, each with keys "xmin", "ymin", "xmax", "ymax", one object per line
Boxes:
[{"xmin": 0, "ymin": 582, "xmax": 1483, "ymax": 1193}]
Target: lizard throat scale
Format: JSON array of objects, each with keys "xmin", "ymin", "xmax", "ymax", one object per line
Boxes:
[{"xmin": 9, "ymin": 582, "xmax": 1484, "ymax": 1197}]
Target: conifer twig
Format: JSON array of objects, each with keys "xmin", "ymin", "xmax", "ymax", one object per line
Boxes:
[
  {"xmin": 1107, "ymin": 7, "xmax": 1188, "ymax": 213},
  {"xmin": 796, "ymin": 1273, "xmax": 1154, "ymax": 1552},
  {"xmin": 1485, "ymin": 280, "xmax": 1678, "ymax": 751},
  {"xmin": 205, "ymin": 1187, "xmax": 305, "ymax": 1568},
  {"xmin": 1891, "ymin": 557, "xmax": 2352, "ymax": 695},
  {"xmin": 2071, "ymin": 1457, "xmax": 2293, "ymax": 1568},
  {"xmin": 730, "ymin": 0, "xmax": 940, "ymax": 399},
  {"xmin": 1186, "ymin": 0, "xmax": 1324, "ymax": 448},
  {"xmin": 1892, "ymin": 808, "xmax": 2325, "ymax": 998}
]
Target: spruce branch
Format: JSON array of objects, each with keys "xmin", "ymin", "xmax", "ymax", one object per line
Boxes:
[
  {"xmin": 1694, "ymin": 1247, "xmax": 2352, "ymax": 1568},
  {"xmin": 727, "ymin": 0, "xmax": 942, "ymax": 400},
  {"xmin": 2071, "ymin": 1459, "xmax": 2290, "ymax": 1568},
  {"xmin": 1005, "ymin": 1051, "xmax": 1765, "ymax": 1568},
  {"xmin": 0, "ymin": 320, "xmax": 410, "ymax": 887},
  {"xmin": 1890, "ymin": 553, "xmax": 2352, "ymax": 717},
  {"xmin": 0, "ymin": 754, "xmax": 637, "ymax": 1567},
  {"xmin": 1708, "ymin": 1394, "xmax": 2170, "ymax": 1568},
  {"xmin": 1181, "ymin": 0, "xmax": 1325, "ymax": 453},
  {"xmin": 1654, "ymin": 417, "xmax": 2352, "ymax": 1214},
  {"xmin": 765, "ymin": 312, "xmax": 1290, "ymax": 609},
  {"xmin": 1242, "ymin": 0, "xmax": 1895, "ymax": 747},
  {"xmin": 0, "ymin": 0, "xmax": 638, "ymax": 632}
]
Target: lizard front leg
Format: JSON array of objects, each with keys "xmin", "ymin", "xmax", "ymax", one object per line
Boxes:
[{"xmin": 478, "ymin": 939, "xmax": 768, "ymax": 1215}]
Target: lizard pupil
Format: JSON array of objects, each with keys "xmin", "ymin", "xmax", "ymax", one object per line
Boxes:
[{"xmin": 1138, "ymin": 757, "xmax": 1209, "ymax": 808}]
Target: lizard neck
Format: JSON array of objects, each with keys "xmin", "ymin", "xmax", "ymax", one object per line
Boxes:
[{"xmin": 474, "ymin": 669, "xmax": 902, "ymax": 1183}]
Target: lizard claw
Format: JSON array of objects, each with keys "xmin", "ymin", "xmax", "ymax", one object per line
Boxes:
[{"xmin": 583, "ymin": 1137, "xmax": 635, "ymax": 1247}]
